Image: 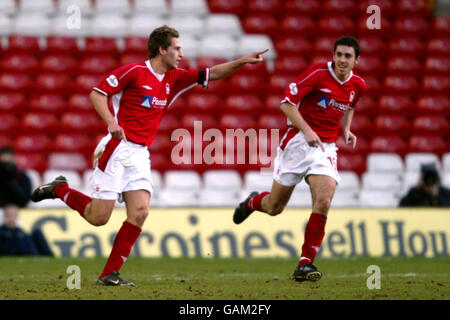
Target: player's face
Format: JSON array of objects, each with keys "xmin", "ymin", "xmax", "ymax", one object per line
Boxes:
[
  {"xmin": 162, "ymin": 37, "xmax": 183, "ymax": 69},
  {"xmin": 333, "ymin": 45, "xmax": 359, "ymax": 80}
]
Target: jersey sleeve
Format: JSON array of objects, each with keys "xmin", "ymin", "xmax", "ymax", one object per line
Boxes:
[
  {"xmin": 351, "ymin": 78, "xmax": 367, "ymax": 109},
  {"xmin": 281, "ymin": 64, "xmax": 322, "ymax": 107},
  {"xmin": 172, "ymin": 68, "xmax": 209, "ymax": 92},
  {"xmin": 93, "ymin": 64, "xmax": 138, "ymax": 96}
]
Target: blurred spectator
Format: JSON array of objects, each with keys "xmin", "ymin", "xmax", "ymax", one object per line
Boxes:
[
  {"xmin": 399, "ymin": 163, "xmax": 450, "ymax": 207},
  {"xmin": 0, "ymin": 204, "xmax": 53, "ymax": 256},
  {"xmin": 0, "ymin": 146, "xmax": 32, "ymax": 208}
]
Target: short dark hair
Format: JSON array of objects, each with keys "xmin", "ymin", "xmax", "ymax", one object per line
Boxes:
[
  {"xmin": 334, "ymin": 36, "xmax": 361, "ymax": 58},
  {"xmin": 148, "ymin": 25, "xmax": 180, "ymax": 59},
  {"xmin": 0, "ymin": 146, "xmax": 14, "ymax": 156}
]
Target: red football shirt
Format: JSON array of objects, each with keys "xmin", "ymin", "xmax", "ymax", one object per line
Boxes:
[
  {"xmin": 94, "ymin": 60, "xmax": 209, "ymax": 146},
  {"xmin": 282, "ymin": 61, "xmax": 366, "ymax": 142}
]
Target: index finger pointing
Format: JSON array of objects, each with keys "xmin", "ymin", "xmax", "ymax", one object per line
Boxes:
[
  {"xmin": 318, "ymin": 141, "xmax": 325, "ymax": 152},
  {"xmin": 257, "ymin": 49, "xmax": 269, "ymax": 55}
]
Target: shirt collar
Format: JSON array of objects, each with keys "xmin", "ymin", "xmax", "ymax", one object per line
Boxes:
[
  {"xmin": 146, "ymin": 60, "xmax": 165, "ymax": 82},
  {"xmin": 327, "ymin": 61, "xmax": 353, "ymax": 85}
]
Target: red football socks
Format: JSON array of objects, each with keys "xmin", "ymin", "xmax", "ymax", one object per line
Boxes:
[
  {"xmin": 100, "ymin": 221, "xmax": 142, "ymax": 278},
  {"xmin": 299, "ymin": 213, "xmax": 327, "ymax": 266},
  {"xmin": 246, "ymin": 192, "xmax": 270, "ymax": 211},
  {"xmin": 54, "ymin": 183, "xmax": 91, "ymax": 217}
]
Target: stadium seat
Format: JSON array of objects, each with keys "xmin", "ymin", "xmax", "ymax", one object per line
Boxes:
[
  {"xmin": 89, "ymin": 13, "xmax": 128, "ymax": 38},
  {"xmin": 370, "ymin": 135, "xmax": 408, "ymax": 156},
  {"xmin": 54, "ymin": 134, "xmax": 92, "ymax": 154},
  {"xmin": 84, "ymin": 37, "xmax": 120, "ymax": 56},
  {"xmin": 356, "ymin": 16, "xmax": 393, "ymax": 37},
  {"xmin": 0, "ymin": 113, "xmax": 19, "ymax": 135},
  {"xmin": 401, "ymin": 170, "xmax": 422, "ymax": 196},
  {"xmin": 43, "ymin": 169, "xmax": 82, "ymax": 190},
  {"xmin": 366, "ymin": 153, "xmax": 404, "ymax": 173},
  {"xmin": 279, "ymin": 14, "xmax": 315, "ymax": 37},
  {"xmin": 381, "ymin": 96, "xmax": 414, "ymax": 117},
  {"xmin": 0, "ymin": 0, "xmax": 16, "ymax": 16},
  {"xmin": 198, "ymin": 189, "xmax": 240, "ymax": 207},
  {"xmin": 21, "ymin": 113, "xmax": 59, "ymax": 133},
  {"xmin": 35, "ymin": 74, "xmax": 72, "ymax": 95},
  {"xmin": 257, "ymin": 114, "xmax": 287, "ymax": 130},
  {"xmin": 313, "ymin": 36, "xmax": 336, "ymax": 55},
  {"xmin": 133, "ymin": 0, "xmax": 169, "ymax": 16},
  {"xmin": 13, "ymin": 13, "xmax": 51, "ymax": 36},
  {"xmin": 408, "ymin": 135, "xmax": 447, "ymax": 155},
  {"xmin": 323, "ymin": 0, "xmax": 359, "ymax": 16},
  {"xmin": 203, "ymin": 169, "xmax": 242, "ymax": 190},
  {"xmin": 219, "ymin": 113, "xmax": 256, "ymax": 130},
  {"xmin": 330, "ymin": 190, "xmax": 359, "ymax": 208},
  {"xmin": 0, "ymin": 92, "xmax": 26, "ymax": 114},
  {"xmin": 48, "ymin": 153, "xmax": 88, "ymax": 171},
  {"xmin": 360, "ymin": 75, "xmax": 382, "ymax": 95},
  {"xmin": 19, "ymin": 0, "xmax": 55, "ymax": 15},
  {"xmin": 336, "ymin": 136, "xmax": 370, "ymax": 156},
  {"xmin": 15, "ymin": 153, "xmax": 47, "ymax": 173},
  {"xmin": 427, "ymin": 37, "xmax": 450, "ymax": 55},
  {"xmin": 413, "ymin": 115, "xmax": 449, "ymax": 136},
  {"xmin": 58, "ymin": 0, "xmax": 93, "ymax": 16},
  {"xmin": 374, "ymin": 114, "xmax": 411, "ymax": 137},
  {"xmin": 207, "ymin": 0, "xmax": 247, "ymax": 16},
  {"xmin": 158, "ymin": 189, "xmax": 200, "ymax": 207},
  {"xmin": 354, "ymin": 95, "xmax": 378, "ymax": 117},
  {"xmin": 285, "ymin": 187, "xmax": 312, "ymax": 208},
  {"xmin": 199, "ymin": 34, "xmax": 237, "ymax": 59},
  {"xmin": 148, "ymin": 133, "xmax": 171, "ymax": 153},
  {"xmin": 443, "ymin": 153, "xmax": 450, "ymax": 172},
  {"xmin": 264, "ymin": 94, "xmax": 283, "ymax": 114},
  {"xmin": 236, "ymin": 35, "xmax": 276, "ymax": 61},
  {"xmin": 170, "ymin": 0, "xmax": 209, "ymax": 16},
  {"xmin": 389, "ymin": 37, "xmax": 425, "ymax": 55},
  {"xmin": 0, "ymin": 73, "xmax": 31, "ymax": 92},
  {"xmin": 432, "ymin": 16, "xmax": 450, "ymax": 35},
  {"xmin": 94, "ymin": 0, "xmax": 131, "ymax": 15},
  {"xmin": 128, "ymin": 14, "xmax": 164, "ymax": 37},
  {"xmin": 422, "ymin": 75, "xmax": 450, "ymax": 93},
  {"xmin": 45, "ymin": 36, "xmax": 80, "ymax": 55},
  {"xmin": 274, "ymin": 55, "xmax": 308, "ymax": 75},
  {"xmin": 181, "ymin": 113, "xmax": 218, "ymax": 131},
  {"xmin": 164, "ymin": 170, "xmax": 202, "ymax": 190},
  {"xmin": 149, "ymin": 152, "xmax": 171, "ymax": 172},
  {"xmin": 29, "ymin": 93, "xmax": 66, "ymax": 114},
  {"xmin": 8, "ymin": 35, "xmax": 39, "ymax": 53},
  {"xmin": 442, "ymin": 172, "xmax": 450, "ymax": 189},
  {"xmin": 417, "ymin": 95, "xmax": 450, "ymax": 116},
  {"xmin": 40, "ymin": 54, "xmax": 79, "ymax": 75},
  {"xmin": 60, "ymin": 112, "xmax": 105, "ymax": 134},
  {"xmin": 355, "ymin": 55, "xmax": 384, "ymax": 76},
  {"xmin": 25, "ymin": 168, "xmax": 41, "ymax": 191},
  {"xmin": 318, "ymin": 15, "xmax": 356, "ymax": 35},
  {"xmin": 123, "ymin": 36, "xmax": 148, "ymax": 55},
  {"xmin": 224, "ymin": 94, "xmax": 263, "ymax": 114},
  {"xmin": 14, "ymin": 134, "xmax": 51, "ymax": 153},
  {"xmin": 394, "ymin": 16, "xmax": 430, "ymax": 36},
  {"xmin": 1, "ymin": 53, "xmax": 39, "ymax": 74},
  {"xmin": 185, "ymin": 93, "xmax": 221, "ymax": 114},
  {"xmin": 405, "ymin": 152, "xmax": 441, "ymax": 172},
  {"xmin": 243, "ymin": 171, "xmax": 273, "ymax": 192},
  {"xmin": 386, "ymin": 56, "xmax": 422, "ymax": 75},
  {"xmin": 339, "ymin": 171, "xmax": 360, "ymax": 190},
  {"xmin": 284, "ymin": 0, "xmax": 320, "ymax": 16},
  {"xmin": 169, "ymin": 14, "xmax": 205, "ymax": 38},
  {"xmin": 158, "ymin": 113, "xmax": 180, "ymax": 134},
  {"xmin": 74, "ymin": 74, "xmax": 104, "ymax": 93},
  {"xmin": 80, "ymin": 55, "xmax": 118, "ymax": 74},
  {"xmin": 359, "ymin": 190, "xmax": 400, "ymax": 208},
  {"xmin": 228, "ymin": 73, "xmax": 265, "ymax": 95},
  {"xmin": 0, "ymin": 14, "xmax": 12, "ymax": 36},
  {"xmin": 248, "ymin": 0, "xmax": 283, "ymax": 16},
  {"xmin": 274, "ymin": 36, "xmax": 311, "ymax": 56},
  {"xmin": 358, "ymin": 36, "xmax": 387, "ymax": 56},
  {"xmin": 383, "ymin": 75, "xmax": 420, "ymax": 94},
  {"xmin": 424, "ymin": 56, "xmax": 450, "ymax": 75},
  {"xmin": 362, "ymin": 172, "xmax": 403, "ymax": 192},
  {"xmin": 337, "ymin": 153, "xmax": 365, "ymax": 175},
  {"xmin": 241, "ymin": 13, "xmax": 278, "ymax": 38},
  {"xmin": 349, "ymin": 114, "xmax": 374, "ymax": 138},
  {"xmin": 204, "ymin": 14, "xmax": 243, "ymax": 36},
  {"xmin": 268, "ymin": 73, "xmax": 294, "ymax": 95},
  {"xmin": 68, "ymin": 94, "xmax": 93, "ymax": 112},
  {"xmin": 397, "ymin": 0, "xmax": 430, "ymax": 15}
]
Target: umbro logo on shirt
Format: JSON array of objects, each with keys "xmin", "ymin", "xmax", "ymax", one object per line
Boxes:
[{"xmin": 142, "ymin": 85, "xmax": 152, "ymax": 90}]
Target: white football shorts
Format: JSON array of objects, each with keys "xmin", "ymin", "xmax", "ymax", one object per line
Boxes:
[
  {"xmin": 273, "ymin": 128, "xmax": 341, "ymax": 187},
  {"xmin": 90, "ymin": 134, "xmax": 154, "ymax": 201}
]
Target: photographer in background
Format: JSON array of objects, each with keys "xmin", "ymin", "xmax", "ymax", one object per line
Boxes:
[
  {"xmin": 400, "ymin": 163, "xmax": 450, "ymax": 207},
  {"xmin": 0, "ymin": 146, "xmax": 32, "ymax": 208}
]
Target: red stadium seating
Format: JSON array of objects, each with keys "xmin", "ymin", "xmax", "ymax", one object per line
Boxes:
[
  {"xmin": 383, "ymin": 75, "xmax": 420, "ymax": 94},
  {"xmin": 68, "ymin": 93, "xmax": 93, "ymax": 112},
  {"xmin": 40, "ymin": 54, "xmax": 79, "ymax": 75},
  {"xmin": 186, "ymin": 92, "xmax": 222, "ymax": 114},
  {"xmin": 386, "ymin": 56, "xmax": 422, "ymax": 75},
  {"xmin": 14, "ymin": 134, "xmax": 52, "ymax": 153},
  {"xmin": 7, "ymin": 35, "xmax": 40, "ymax": 54},
  {"xmin": 46, "ymin": 36, "xmax": 80, "ymax": 55},
  {"xmin": 257, "ymin": 114, "xmax": 287, "ymax": 130},
  {"xmin": 35, "ymin": 73, "xmax": 72, "ymax": 95},
  {"xmin": 394, "ymin": 16, "xmax": 430, "ymax": 36},
  {"xmin": 424, "ymin": 56, "xmax": 450, "ymax": 75},
  {"xmin": 84, "ymin": 37, "xmax": 120, "ymax": 56},
  {"xmin": 349, "ymin": 114, "xmax": 374, "ymax": 138},
  {"xmin": 264, "ymin": 94, "xmax": 283, "ymax": 114},
  {"xmin": 397, "ymin": 0, "xmax": 430, "ymax": 16},
  {"xmin": 149, "ymin": 152, "xmax": 171, "ymax": 172},
  {"xmin": 408, "ymin": 135, "xmax": 447, "ymax": 155},
  {"xmin": 54, "ymin": 134, "xmax": 92, "ymax": 154},
  {"xmin": 0, "ymin": 135, "xmax": 12, "ymax": 149},
  {"xmin": 358, "ymin": 36, "xmax": 387, "ymax": 56},
  {"xmin": 241, "ymin": 14, "xmax": 278, "ymax": 38},
  {"xmin": 124, "ymin": 37, "xmax": 148, "ymax": 54},
  {"xmin": 181, "ymin": 114, "xmax": 218, "ymax": 131},
  {"xmin": 207, "ymin": 0, "xmax": 247, "ymax": 16},
  {"xmin": 29, "ymin": 93, "xmax": 66, "ymax": 114},
  {"xmin": 284, "ymin": 0, "xmax": 320, "ymax": 16},
  {"xmin": 427, "ymin": 37, "xmax": 450, "ymax": 55},
  {"xmin": 355, "ymin": 55, "xmax": 384, "ymax": 76},
  {"xmin": 378, "ymin": 94, "xmax": 415, "ymax": 115},
  {"xmin": 336, "ymin": 136, "xmax": 370, "ymax": 156},
  {"xmin": 15, "ymin": 153, "xmax": 47, "ymax": 172},
  {"xmin": 338, "ymin": 153, "xmax": 366, "ymax": 175},
  {"xmin": 274, "ymin": 55, "xmax": 308, "ymax": 75},
  {"xmin": 389, "ymin": 37, "xmax": 426, "ymax": 55},
  {"xmin": 1, "ymin": 54, "xmax": 39, "ymax": 74},
  {"xmin": 422, "ymin": 75, "xmax": 450, "ymax": 93},
  {"xmin": 0, "ymin": 92, "xmax": 26, "ymax": 114},
  {"xmin": 80, "ymin": 55, "xmax": 118, "ymax": 74},
  {"xmin": 148, "ymin": 133, "xmax": 171, "ymax": 152},
  {"xmin": 219, "ymin": 113, "xmax": 257, "ymax": 130},
  {"xmin": 356, "ymin": 16, "xmax": 393, "ymax": 37},
  {"xmin": 313, "ymin": 36, "xmax": 336, "ymax": 55},
  {"xmin": 158, "ymin": 113, "xmax": 181, "ymax": 133},
  {"xmin": 318, "ymin": 15, "xmax": 356, "ymax": 35},
  {"xmin": 120, "ymin": 53, "xmax": 147, "ymax": 66},
  {"xmin": 225, "ymin": 94, "xmax": 263, "ymax": 114},
  {"xmin": 358, "ymin": 0, "xmax": 396, "ymax": 18},
  {"xmin": 74, "ymin": 74, "xmax": 104, "ymax": 93},
  {"xmin": 196, "ymin": 56, "xmax": 227, "ymax": 69},
  {"xmin": 268, "ymin": 73, "xmax": 293, "ymax": 95},
  {"xmin": 248, "ymin": 0, "xmax": 284, "ymax": 17},
  {"xmin": 274, "ymin": 36, "xmax": 311, "ymax": 56},
  {"xmin": 60, "ymin": 112, "xmax": 105, "ymax": 134},
  {"xmin": 361, "ymin": 75, "xmax": 382, "ymax": 95},
  {"xmin": 323, "ymin": 0, "xmax": 360, "ymax": 15},
  {"xmin": 0, "ymin": 113, "xmax": 20, "ymax": 135},
  {"xmin": 234, "ymin": 59, "xmax": 268, "ymax": 76},
  {"xmin": 416, "ymin": 95, "xmax": 450, "ymax": 116},
  {"xmin": 228, "ymin": 73, "xmax": 265, "ymax": 95},
  {"xmin": 412, "ymin": 115, "xmax": 449, "ymax": 135},
  {"xmin": 21, "ymin": 112, "xmax": 59, "ymax": 133},
  {"xmin": 370, "ymin": 135, "xmax": 408, "ymax": 156},
  {"xmin": 0, "ymin": 73, "xmax": 31, "ymax": 92},
  {"xmin": 432, "ymin": 17, "xmax": 450, "ymax": 35},
  {"xmin": 374, "ymin": 114, "xmax": 412, "ymax": 137},
  {"xmin": 280, "ymin": 15, "xmax": 316, "ymax": 37},
  {"xmin": 354, "ymin": 95, "xmax": 379, "ymax": 117}
]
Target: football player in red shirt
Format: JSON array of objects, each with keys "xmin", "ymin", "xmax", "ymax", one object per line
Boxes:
[
  {"xmin": 233, "ymin": 36, "xmax": 366, "ymax": 282},
  {"xmin": 31, "ymin": 25, "xmax": 267, "ymax": 286}
]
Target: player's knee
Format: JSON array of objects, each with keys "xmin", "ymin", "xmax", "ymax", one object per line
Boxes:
[
  {"xmin": 314, "ymin": 197, "xmax": 332, "ymax": 214},
  {"xmin": 90, "ymin": 215, "xmax": 110, "ymax": 226},
  {"xmin": 131, "ymin": 206, "xmax": 149, "ymax": 226}
]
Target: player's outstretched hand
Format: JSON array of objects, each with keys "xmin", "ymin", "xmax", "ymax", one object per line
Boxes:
[{"xmin": 244, "ymin": 49, "xmax": 269, "ymax": 64}]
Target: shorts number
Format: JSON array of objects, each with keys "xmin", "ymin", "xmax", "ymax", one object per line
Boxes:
[{"xmin": 327, "ymin": 156, "xmax": 337, "ymax": 171}]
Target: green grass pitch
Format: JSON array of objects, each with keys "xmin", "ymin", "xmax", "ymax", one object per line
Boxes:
[{"xmin": 0, "ymin": 256, "xmax": 448, "ymax": 300}]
